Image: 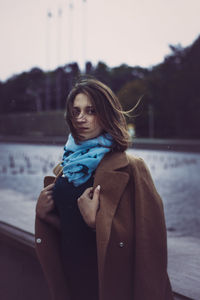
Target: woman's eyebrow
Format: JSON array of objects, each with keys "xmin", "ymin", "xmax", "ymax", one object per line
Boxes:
[{"xmin": 73, "ymin": 105, "xmax": 94, "ymax": 108}]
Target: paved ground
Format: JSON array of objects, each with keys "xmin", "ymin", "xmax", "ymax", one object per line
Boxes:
[{"xmin": 167, "ymin": 236, "xmax": 200, "ymax": 299}]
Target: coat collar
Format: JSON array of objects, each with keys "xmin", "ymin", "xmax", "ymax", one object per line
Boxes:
[{"xmin": 94, "ymin": 150, "xmax": 129, "ymax": 173}]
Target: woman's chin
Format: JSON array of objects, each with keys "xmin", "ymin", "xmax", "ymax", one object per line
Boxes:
[{"xmin": 79, "ymin": 133, "xmax": 97, "ymax": 141}]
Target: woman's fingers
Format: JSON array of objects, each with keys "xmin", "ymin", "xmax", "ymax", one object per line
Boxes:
[
  {"xmin": 48, "ymin": 199, "xmax": 54, "ymax": 209},
  {"xmin": 82, "ymin": 187, "xmax": 93, "ymax": 198},
  {"xmin": 36, "ymin": 185, "xmax": 54, "ymax": 215},
  {"xmin": 92, "ymin": 185, "xmax": 101, "ymax": 210},
  {"xmin": 40, "ymin": 189, "xmax": 53, "ymax": 201},
  {"xmin": 45, "ymin": 190, "xmax": 53, "ymax": 196},
  {"xmin": 78, "ymin": 185, "xmax": 100, "ymax": 203},
  {"xmin": 77, "ymin": 185, "xmax": 101, "ymax": 229},
  {"xmin": 47, "ymin": 195, "xmax": 52, "ymax": 201},
  {"xmin": 93, "ymin": 185, "xmax": 100, "ymax": 200},
  {"xmin": 43, "ymin": 183, "xmax": 55, "ymax": 191},
  {"xmin": 81, "ymin": 185, "xmax": 100, "ymax": 200}
]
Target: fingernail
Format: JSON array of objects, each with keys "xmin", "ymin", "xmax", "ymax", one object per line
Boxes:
[{"xmin": 97, "ymin": 185, "xmax": 101, "ymax": 191}]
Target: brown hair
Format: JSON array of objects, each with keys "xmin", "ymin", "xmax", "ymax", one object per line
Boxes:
[{"xmin": 65, "ymin": 78, "xmax": 130, "ymax": 152}]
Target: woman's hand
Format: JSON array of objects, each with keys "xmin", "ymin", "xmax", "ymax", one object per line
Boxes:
[
  {"xmin": 77, "ymin": 185, "xmax": 101, "ymax": 229},
  {"xmin": 36, "ymin": 183, "xmax": 55, "ymax": 219},
  {"xmin": 36, "ymin": 183, "xmax": 61, "ymax": 229}
]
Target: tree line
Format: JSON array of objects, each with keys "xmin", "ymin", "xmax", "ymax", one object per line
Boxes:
[{"xmin": 0, "ymin": 35, "xmax": 200, "ymax": 139}]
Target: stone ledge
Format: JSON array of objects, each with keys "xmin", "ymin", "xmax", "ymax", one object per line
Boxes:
[
  {"xmin": 1, "ymin": 135, "xmax": 200, "ymax": 152},
  {"xmin": 0, "ymin": 221, "xmax": 35, "ymax": 256},
  {"xmin": 168, "ymin": 236, "xmax": 200, "ymax": 300},
  {"xmin": 0, "ymin": 222, "xmax": 50, "ymax": 300}
]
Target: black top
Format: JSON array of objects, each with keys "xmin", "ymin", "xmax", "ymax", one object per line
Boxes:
[{"xmin": 53, "ymin": 175, "xmax": 99, "ymax": 300}]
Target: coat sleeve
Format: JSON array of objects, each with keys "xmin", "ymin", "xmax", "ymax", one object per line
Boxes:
[
  {"xmin": 35, "ymin": 217, "xmax": 70, "ymax": 300},
  {"xmin": 128, "ymin": 156, "xmax": 174, "ymax": 300},
  {"xmin": 35, "ymin": 166, "xmax": 71, "ymax": 300}
]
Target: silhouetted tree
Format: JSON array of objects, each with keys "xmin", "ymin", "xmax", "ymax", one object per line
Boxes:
[{"xmin": 1, "ymin": 35, "xmax": 200, "ymax": 139}]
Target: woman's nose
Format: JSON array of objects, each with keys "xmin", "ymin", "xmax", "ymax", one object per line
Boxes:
[{"xmin": 77, "ymin": 112, "xmax": 86, "ymax": 122}]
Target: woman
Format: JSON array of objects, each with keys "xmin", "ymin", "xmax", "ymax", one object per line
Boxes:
[{"xmin": 35, "ymin": 78, "xmax": 174, "ymax": 300}]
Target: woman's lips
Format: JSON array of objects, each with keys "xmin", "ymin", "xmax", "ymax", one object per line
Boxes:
[{"xmin": 78, "ymin": 127, "xmax": 89, "ymax": 131}]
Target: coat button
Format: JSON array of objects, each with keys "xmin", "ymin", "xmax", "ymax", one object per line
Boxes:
[
  {"xmin": 119, "ymin": 242, "xmax": 124, "ymax": 248},
  {"xmin": 36, "ymin": 238, "xmax": 42, "ymax": 244}
]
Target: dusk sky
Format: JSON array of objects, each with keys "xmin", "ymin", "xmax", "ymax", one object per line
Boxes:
[{"xmin": 0, "ymin": 0, "xmax": 200, "ymax": 81}]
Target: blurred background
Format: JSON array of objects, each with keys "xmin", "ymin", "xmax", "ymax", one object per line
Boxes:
[
  {"xmin": 0, "ymin": 1, "xmax": 200, "ymax": 299},
  {"xmin": 0, "ymin": 0, "xmax": 200, "ymax": 139}
]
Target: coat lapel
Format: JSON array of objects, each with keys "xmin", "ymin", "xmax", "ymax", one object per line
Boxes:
[{"xmin": 93, "ymin": 152, "xmax": 130, "ymax": 286}]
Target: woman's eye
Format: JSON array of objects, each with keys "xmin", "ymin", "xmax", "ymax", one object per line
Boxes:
[
  {"xmin": 87, "ymin": 108, "xmax": 96, "ymax": 115},
  {"xmin": 72, "ymin": 109, "xmax": 80, "ymax": 117},
  {"xmin": 72, "ymin": 107, "xmax": 96, "ymax": 117}
]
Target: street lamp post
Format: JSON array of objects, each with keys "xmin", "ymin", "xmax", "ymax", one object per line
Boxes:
[
  {"xmin": 45, "ymin": 10, "xmax": 52, "ymax": 111},
  {"xmin": 56, "ymin": 7, "xmax": 63, "ymax": 110},
  {"xmin": 82, "ymin": 0, "xmax": 87, "ymax": 73}
]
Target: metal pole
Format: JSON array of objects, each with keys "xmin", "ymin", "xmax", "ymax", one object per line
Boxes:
[
  {"xmin": 45, "ymin": 10, "xmax": 52, "ymax": 111},
  {"xmin": 82, "ymin": 0, "xmax": 87, "ymax": 73},
  {"xmin": 57, "ymin": 7, "xmax": 62, "ymax": 67},
  {"xmin": 68, "ymin": 0, "xmax": 74, "ymax": 63},
  {"xmin": 56, "ymin": 7, "xmax": 62, "ymax": 110}
]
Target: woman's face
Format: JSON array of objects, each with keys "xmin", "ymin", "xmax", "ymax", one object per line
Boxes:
[{"xmin": 72, "ymin": 93, "xmax": 103, "ymax": 140}]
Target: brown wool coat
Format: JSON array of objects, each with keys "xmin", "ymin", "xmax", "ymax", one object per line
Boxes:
[{"xmin": 35, "ymin": 151, "xmax": 174, "ymax": 300}]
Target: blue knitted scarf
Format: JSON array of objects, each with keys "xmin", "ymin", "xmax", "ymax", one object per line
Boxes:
[{"xmin": 61, "ymin": 133, "xmax": 113, "ymax": 187}]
